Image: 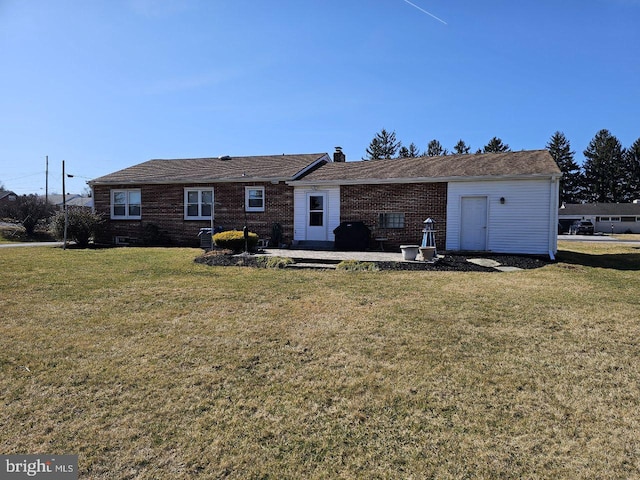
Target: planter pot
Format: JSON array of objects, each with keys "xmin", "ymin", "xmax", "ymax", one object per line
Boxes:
[
  {"xmin": 400, "ymin": 245, "xmax": 420, "ymax": 261},
  {"xmin": 419, "ymin": 246, "xmax": 436, "ymax": 261}
]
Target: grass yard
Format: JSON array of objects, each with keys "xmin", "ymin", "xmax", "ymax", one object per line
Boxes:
[{"xmin": 1, "ymin": 242, "xmax": 639, "ymax": 479}]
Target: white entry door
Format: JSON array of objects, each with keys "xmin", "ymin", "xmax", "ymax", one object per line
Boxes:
[
  {"xmin": 460, "ymin": 196, "xmax": 488, "ymax": 251},
  {"xmin": 306, "ymin": 193, "xmax": 327, "ymax": 241}
]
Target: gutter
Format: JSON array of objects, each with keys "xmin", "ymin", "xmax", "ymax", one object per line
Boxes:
[
  {"xmin": 548, "ymin": 174, "xmax": 561, "ymax": 259},
  {"xmin": 288, "ymin": 173, "xmax": 562, "ymax": 186},
  {"xmin": 88, "ymin": 176, "xmax": 297, "ymax": 187}
]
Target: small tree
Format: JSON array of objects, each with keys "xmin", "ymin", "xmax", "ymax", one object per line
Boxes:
[
  {"xmin": 398, "ymin": 143, "xmax": 421, "ymax": 158},
  {"xmin": 426, "ymin": 139, "xmax": 447, "ymax": 156},
  {"xmin": 51, "ymin": 208, "xmax": 105, "ymax": 247},
  {"xmin": 483, "ymin": 137, "xmax": 511, "ymax": 153},
  {"xmin": 453, "ymin": 139, "xmax": 471, "ymax": 155},
  {"xmin": 364, "ymin": 128, "xmax": 401, "ymax": 160}
]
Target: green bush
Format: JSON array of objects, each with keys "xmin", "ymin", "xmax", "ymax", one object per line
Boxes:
[
  {"xmin": 51, "ymin": 209, "xmax": 105, "ymax": 247},
  {"xmin": 256, "ymin": 256, "xmax": 294, "ymax": 269},
  {"xmin": 336, "ymin": 260, "xmax": 379, "ymax": 272},
  {"xmin": 142, "ymin": 223, "xmax": 171, "ymax": 246},
  {"xmin": 0, "ymin": 194, "xmax": 55, "ymax": 235},
  {"xmin": 213, "ymin": 229, "xmax": 259, "ymax": 252}
]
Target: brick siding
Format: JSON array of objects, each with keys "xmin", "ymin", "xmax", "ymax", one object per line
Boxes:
[
  {"xmin": 340, "ymin": 183, "xmax": 447, "ymax": 250},
  {"xmin": 93, "ymin": 182, "xmax": 295, "ymax": 246}
]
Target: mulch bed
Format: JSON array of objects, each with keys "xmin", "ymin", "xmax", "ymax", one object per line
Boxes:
[{"xmin": 194, "ymin": 250, "xmax": 552, "ymax": 272}]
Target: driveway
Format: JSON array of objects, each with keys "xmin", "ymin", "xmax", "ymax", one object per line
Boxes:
[
  {"xmin": 0, "ymin": 242, "xmax": 64, "ymax": 248},
  {"xmin": 558, "ymin": 234, "xmax": 640, "ymax": 245}
]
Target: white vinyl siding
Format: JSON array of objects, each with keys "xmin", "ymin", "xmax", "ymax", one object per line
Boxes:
[
  {"xmin": 293, "ymin": 186, "xmax": 340, "ymax": 242},
  {"xmin": 447, "ymin": 179, "xmax": 556, "ymax": 255}
]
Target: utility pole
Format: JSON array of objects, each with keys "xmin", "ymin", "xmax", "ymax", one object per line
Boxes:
[
  {"xmin": 45, "ymin": 155, "xmax": 49, "ymax": 205},
  {"xmin": 62, "ymin": 160, "xmax": 67, "ymax": 250}
]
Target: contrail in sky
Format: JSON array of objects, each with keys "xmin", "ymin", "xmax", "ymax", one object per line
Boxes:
[{"xmin": 401, "ymin": 0, "xmax": 448, "ymax": 25}]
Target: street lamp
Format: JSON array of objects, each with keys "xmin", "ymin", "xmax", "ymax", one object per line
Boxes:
[{"xmin": 62, "ymin": 161, "xmax": 74, "ymax": 250}]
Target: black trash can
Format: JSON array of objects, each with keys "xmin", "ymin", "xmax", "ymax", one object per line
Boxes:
[{"xmin": 333, "ymin": 221, "xmax": 371, "ymax": 251}]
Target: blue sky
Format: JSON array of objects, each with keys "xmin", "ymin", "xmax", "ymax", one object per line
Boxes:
[{"xmin": 1, "ymin": 0, "xmax": 639, "ymax": 195}]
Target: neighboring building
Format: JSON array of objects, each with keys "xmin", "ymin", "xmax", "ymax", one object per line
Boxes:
[
  {"xmin": 559, "ymin": 203, "xmax": 640, "ymax": 234},
  {"xmin": 44, "ymin": 194, "xmax": 93, "ymax": 210},
  {"xmin": 89, "ymin": 149, "xmax": 561, "ymax": 256},
  {"xmin": 0, "ymin": 190, "xmax": 18, "ymax": 206}
]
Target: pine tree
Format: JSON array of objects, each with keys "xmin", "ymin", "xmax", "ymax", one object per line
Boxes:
[
  {"xmin": 624, "ymin": 138, "xmax": 640, "ymax": 201},
  {"xmin": 399, "ymin": 143, "xmax": 421, "ymax": 158},
  {"xmin": 453, "ymin": 139, "xmax": 471, "ymax": 155},
  {"xmin": 364, "ymin": 129, "xmax": 401, "ymax": 160},
  {"xmin": 546, "ymin": 131, "xmax": 582, "ymax": 204},
  {"xmin": 483, "ymin": 137, "xmax": 510, "ymax": 153},
  {"xmin": 426, "ymin": 139, "xmax": 447, "ymax": 156},
  {"xmin": 582, "ymin": 129, "xmax": 626, "ymax": 203}
]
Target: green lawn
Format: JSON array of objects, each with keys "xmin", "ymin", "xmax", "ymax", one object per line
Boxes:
[{"xmin": 1, "ymin": 243, "xmax": 639, "ymax": 479}]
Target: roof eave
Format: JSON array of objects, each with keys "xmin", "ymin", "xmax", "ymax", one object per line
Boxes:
[
  {"xmin": 89, "ymin": 176, "xmax": 297, "ymax": 186},
  {"xmin": 288, "ymin": 173, "xmax": 561, "ymax": 186}
]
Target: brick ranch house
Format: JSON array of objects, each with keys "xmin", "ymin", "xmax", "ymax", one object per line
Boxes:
[{"xmin": 89, "ymin": 149, "xmax": 561, "ymax": 257}]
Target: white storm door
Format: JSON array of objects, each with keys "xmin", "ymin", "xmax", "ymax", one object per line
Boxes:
[
  {"xmin": 460, "ymin": 196, "xmax": 488, "ymax": 251},
  {"xmin": 306, "ymin": 193, "xmax": 327, "ymax": 241}
]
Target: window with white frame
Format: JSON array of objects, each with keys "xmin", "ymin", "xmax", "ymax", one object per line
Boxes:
[
  {"xmin": 184, "ymin": 188, "xmax": 213, "ymax": 220},
  {"xmin": 245, "ymin": 186, "xmax": 265, "ymax": 212},
  {"xmin": 111, "ymin": 189, "xmax": 141, "ymax": 219}
]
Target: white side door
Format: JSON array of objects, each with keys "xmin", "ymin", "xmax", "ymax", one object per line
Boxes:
[
  {"xmin": 306, "ymin": 192, "xmax": 327, "ymax": 241},
  {"xmin": 460, "ymin": 196, "xmax": 488, "ymax": 251}
]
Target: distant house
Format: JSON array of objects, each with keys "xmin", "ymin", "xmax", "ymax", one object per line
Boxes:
[
  {"xmin": 43, "ymin": 194, "xmax": 93, "ymax": 211},
  {"xmin": 0, "ymin": 190, "xmax": 18, "ymax": 206},
  {"xmin": 89, "ymin": 149, "xmax": 561, "ymax": 256},
  {"xmin": 559, "ymin": 203, "xmax": 640, "ymax": 234}
]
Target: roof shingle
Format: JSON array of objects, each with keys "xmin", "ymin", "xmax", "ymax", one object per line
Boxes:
[
  {"xmin": 294, "ymin": 150, "xmax": 560, "ymax": 183},
  {"xmin": 89, "ymin": 153, "xmax": 329, "ymax": 185}
]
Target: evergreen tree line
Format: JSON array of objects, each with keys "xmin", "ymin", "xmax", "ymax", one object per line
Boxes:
[
  {"xmin": 364, "ymin": 128, "xmax": 640, "ymax": 205},
  {"xmin": 364, "ymin": 129, "xmax": 510, "ymax": 160},
  {"xmin": 544, "ymin": 130, "xmax": 640, "ymax": 205}
]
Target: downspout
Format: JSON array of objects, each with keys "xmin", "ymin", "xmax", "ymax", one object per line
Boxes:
[{"xmin": 548, "ymin": 174, "xmax": 560, "ymax": 260}]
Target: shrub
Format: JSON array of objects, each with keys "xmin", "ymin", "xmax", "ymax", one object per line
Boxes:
[
  {"xmin": 336, "ymin": 260, "xmax": 379, "ymax": 272},
  {"xmin": 142, "ymin": 223, "xmax": 171, "ymax": 246},
  {"xmin": 213, "ymin": 229, "xmax": 259, "ymax": 252},
  {"xmin": 256, "ymin": 256, "xmax": 294, "ymax": 269},
  {"xmin": 0, "ymin": 194, "xmax": 55, "ymax": 235},
  {"xmin": 0, "ymin": 224, "xmax": 26, "ymax": 241},
  {"xmin": 51, "ymin": 209, "xmax": 105, "ymax": 247}
]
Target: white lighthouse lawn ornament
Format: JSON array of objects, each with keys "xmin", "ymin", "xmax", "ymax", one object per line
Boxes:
[{"xmin": 420, "ymin": 217, "xmax": 437, "ymax": 261}]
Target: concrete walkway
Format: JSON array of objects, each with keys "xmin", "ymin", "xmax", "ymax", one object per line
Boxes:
[{"xmin": 261, "ymin": 248, "xmax": 407, "ymax": 263}]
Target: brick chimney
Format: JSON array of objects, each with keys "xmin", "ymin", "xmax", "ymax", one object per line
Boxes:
[{"xmin": 333, "ymin": 146, "xmax": 346, "ymax": 163}]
